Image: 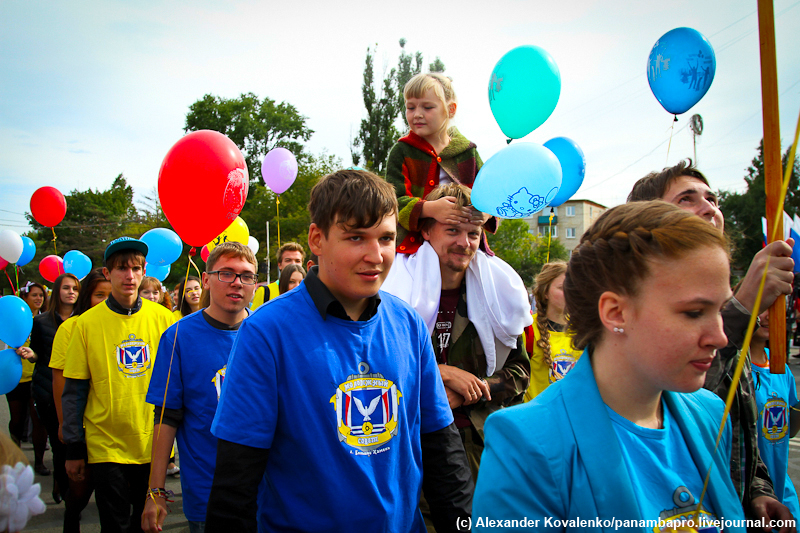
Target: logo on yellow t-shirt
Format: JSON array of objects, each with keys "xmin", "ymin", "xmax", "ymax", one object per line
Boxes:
[{"xmin": 115, "ymin": 333, "xmax": 151, "ymax": 378}]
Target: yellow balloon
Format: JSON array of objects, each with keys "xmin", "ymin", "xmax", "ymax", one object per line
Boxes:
[{"xmin": 206, "ymin": 216, "xmax": 250, "ymax": 252}]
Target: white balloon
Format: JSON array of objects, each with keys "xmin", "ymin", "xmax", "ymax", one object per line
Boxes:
[
  {"xmin": 0, "ymin": 230, "xmax": 23, "ymax": 263},
  {"xmin": 248, "ymin": 236, "xmax": 260, "ymax": 255}
]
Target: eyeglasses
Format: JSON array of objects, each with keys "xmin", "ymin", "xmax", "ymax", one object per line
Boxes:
[{"xmin": 207, "ymin": 270, "xmax": 259, "ymax": 285}]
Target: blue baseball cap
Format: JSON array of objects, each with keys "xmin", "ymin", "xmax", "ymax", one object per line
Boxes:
[{"xmin": 104, "ymin": 236, "xmax": 149, "ymax": 264}]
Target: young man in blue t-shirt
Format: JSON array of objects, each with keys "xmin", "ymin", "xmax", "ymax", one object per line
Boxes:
[
  {"xmin": 142, "ymin": 242, "xmax": 258, "ymax": 533},
  {"xmin": 206, "ymin": 169, "xmax": 473, "ymax": 533}
]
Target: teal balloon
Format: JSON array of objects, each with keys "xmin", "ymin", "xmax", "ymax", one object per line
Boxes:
[
  {"xmin": 63, "ymin": 250, "xmax": 92, "ymax": 280},
  {"xmin": 146, "ymin": 263, "xmax": 170, "ymax": 282},
  {"xmin": 0, "ymin": 349, "xmax": 23, "ymax": 395},
  {"xmin": 0, "ymin": 295, "xmax": 33, "ymax": 348},
  {"xmin": 471, "ymin": 143, "xmax": 562, "ymax": 219},
  {"xmin": 141, "ymin": 228, "xmax": 183, "ymax": 266},
  {"xmin": 544, "ymin": 137, "xmax": 586, "ymax": 207},
  {"xmin": 17, "ymin": 237, "xmax": 36, "ymax": 267},
  {"xmin": 647, "ymin": 27, "xmax": 716, "ymax": 115},
  {"xmin": 488, "ymin": 45, "xmax": 561, "ymax": 140}
]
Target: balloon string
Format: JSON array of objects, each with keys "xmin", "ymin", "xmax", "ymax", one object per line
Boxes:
[
  {"xmin": 546, "ymin": 209, "xmax": 555, "ymax": 263},
  {"xmin": 51, "ymin": 227, "xmax": 58, "ymax": 255},
  {"xmin": 665, "ymin": 116, "xmax": 677, "ymax": 164},
  {"xmin": 276, "ymin": 196, "xmax": 281, "ymax": 248},
  {"xmin": 5, "ymin": 268, "xmax": 15, "ymax": 295},
  {"xmin": 153, "ymin": 252, "xmax": 194, "ymax": 523},
  {"xmin": 693, "ymin": 102, "xmax": 800, "ymax": 523},
  {"xmin": 14, "ymin": 265, "xmax": 20, "ymax": 297}
]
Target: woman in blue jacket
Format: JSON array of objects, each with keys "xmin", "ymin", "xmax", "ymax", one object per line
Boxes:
[{"xmin": 473, "ymin": 201, "xmax": 748, "ymax": 532}]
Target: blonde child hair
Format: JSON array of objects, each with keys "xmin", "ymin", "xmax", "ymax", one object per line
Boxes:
[{"xmin": 403, "ymin": 73, "xmax": 458, "ymax": 137}]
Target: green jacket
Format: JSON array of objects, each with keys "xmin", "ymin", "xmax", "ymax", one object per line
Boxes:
[
  {"xmin": 431, "ymin": 283, "xmax": 530, "ymax": 435},
  {"xmin": 385, "ymin": 128, "xmax": 483, "ymax": 253}
]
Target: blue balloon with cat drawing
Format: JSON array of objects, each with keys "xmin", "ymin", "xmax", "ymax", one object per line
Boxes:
[
  {"xmin": 471, "ymin": 143, "xmax": 561, "ymax": 219},
  {"xmin": 544, "ymin": 137, "xmax": 585, "ymax": 207},
  {"xmin": 647, "ymin": 27, "xmax": 716, "ymax": 115}
]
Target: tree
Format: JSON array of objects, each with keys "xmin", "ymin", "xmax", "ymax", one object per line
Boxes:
[
  {"xmin": 718, "ymin": 140, "xmax": 799, "ymax": 271},
  {"xmin": 486, "ymin": 220, "xmax": 569, "ymax": 284},
  {"xmin": 351, "ymin": 39, "xmax": 442, "ymax": 174},
  {"xmin": 185, "ymin": 93, "xmax": 313, "ymax": 186},
  {"xmin": 22, "ymin": 174, "xmax": 141, "ymax": 284}
]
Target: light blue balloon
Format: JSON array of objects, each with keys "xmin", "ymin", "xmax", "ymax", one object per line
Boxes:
[
  {"xmin": 544, "ymin": 137, "xmax": 586, "ymax": 207},
  {"xmin": 0, "ymin": 349, "xmax": 23, "ymax": 395},
  {"xmin": 472, "ymin": 143, "xmax": 562, "ymax": 219},
  {"xmin": 647, "ymin": 27, "xmax": 716, "ymax": 115},
  {"xmin": 16, "ymin": 237, "xmax": 36, "ymax": 267},
  {"xmin": 141, "ymin": 228, "xmax": 183, "ymax": 266},
  {"xmin": 146, "ymin": 263, "xmax": 170, "ymax": 282},
  {"xmin": 488, "ymin": 45, "xmax": 561, "ymax": 140},
  {"xmin": 63, "ymin": 250, "xmax": 92, "ymax": 280},
  {"xmin": 0, "ymin": 295, "xmax": 33, "ymax": 348}
]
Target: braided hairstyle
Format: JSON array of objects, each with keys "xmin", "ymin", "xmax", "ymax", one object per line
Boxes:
[
  {"xmin": 565, "ymin": 200, "xmax": 728, "ymax": 351},
  {"xmin": 533, "ymin": 261, "xmax": 568, "ymax": 366}
]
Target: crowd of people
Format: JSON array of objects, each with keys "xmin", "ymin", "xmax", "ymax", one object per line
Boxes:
[{"xmin": 1, "ymin": 72, "xmax": 799, "ymax": 533}]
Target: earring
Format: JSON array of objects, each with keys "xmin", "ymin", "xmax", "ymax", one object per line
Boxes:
[{"xmin": 613, "ymin": 327, "xmax": 624, "ymax": 334}]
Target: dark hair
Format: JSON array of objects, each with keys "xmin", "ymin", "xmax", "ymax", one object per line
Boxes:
[
  {"xmin": 565, "ymin": 200, "xmax": 728, "ymax": 350},
  {"xmin": 74, "ymin": 269, "xmax": 110, "ymax": 315},
  {"xmin": 176, "ymin": 276, "xmax": 202, "ymax": 317},
  {"xmin": 627, "ymin": 159, "xmax": 711, "ymax": 203},
  {"xmin": 105, "ymin": 250, "xmax": 146, "ymax": 271},
  {"xmin": 308, "ymin": 169, "xmax": 397, "ymax": 237},
  {"xmin": 19, "ymin": 281, "xmax": 46, "ymax": 300},
  {"xmin": 279, "ymin": 264, "xmax": 306, "ymax": 295},
  {"xmin": 307, "ymin": 252, "xmax": 318, "ymax": 269},
  {"xmin": 46, "ymin": 273, "xmax": 81, "ymax": 321}
]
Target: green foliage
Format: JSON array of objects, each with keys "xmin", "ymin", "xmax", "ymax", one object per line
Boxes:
[
  {"xmin": 428, "ymin": 57, "xmax": 446, "ymax": 73},
  {"xmin": 718, "ymin": 140, "xmax": 799, "ymax": 270},
  {"xmin": 184, "ymin": 93, "xmax": 313, "ymax": 186},
  {"xmin": 352, "ymin": 39, "xmax": 440, "ymax": 174},
  {"xmin": 486, "ymin": 219, "xmax": 569, "ymax": 284},
  {"xmin": 239, "ymin": 152, "xmax": 341, "ymax": 282},
  {"xmin": 22, "ymin": 174, "xmax": 140, "ymax": 284}
]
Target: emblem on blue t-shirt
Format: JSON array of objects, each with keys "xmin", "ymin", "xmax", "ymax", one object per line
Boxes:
[
  {"xmin": 330, "ymin": 362, "xmax": 402, "ymax": 452},
  {"xmin": 654, "ymin": 486, "xmax": 719, "ymax": 532},
  {"xmin": 115, "ymin": 333, "xmax": 151, "ymax": 378},
  {"xmin": 549, "ymin": 349, "xmax": 577, "ymax": 383},
  {"xmin": 760, "ymin": 393, "xmax": 788, "ymax": 442},
  {"xmin": 212, "ymin": 366, "xmax": 226, "ymax": 401}
]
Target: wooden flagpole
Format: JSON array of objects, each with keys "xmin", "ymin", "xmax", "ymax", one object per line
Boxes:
[{"xmin": 757, "ymin": 0, "xmax": 786, "ymax": 373}]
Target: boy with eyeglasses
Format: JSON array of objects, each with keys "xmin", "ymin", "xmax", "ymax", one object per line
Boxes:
[{"xmin": 142, "ymin": 242, "xmax": 258, "ymax": 533}]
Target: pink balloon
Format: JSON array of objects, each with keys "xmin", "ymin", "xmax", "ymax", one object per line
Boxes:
[
  {"xmin": 39, "ymin": 255, "xmax": 65, "ymax": 283},
  {"xmin": 0, "ymin": 257, "xmax": 7, "ymax": 270},
  {"xmin": 201, "ymin": 245, "xmax": 210, "ymax": 262},
  {"xmin": 261, "ymin": 148, "xmax": 298, "ymax": 194}
]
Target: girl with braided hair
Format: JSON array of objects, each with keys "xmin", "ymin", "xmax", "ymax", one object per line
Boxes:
[
  {"xmin": 524, "ymin": 261, "xmax": 582, "ymax": 401},
  {"xmin": 474, "ymin": 201, "xmax": 747, "ymax": 531}
]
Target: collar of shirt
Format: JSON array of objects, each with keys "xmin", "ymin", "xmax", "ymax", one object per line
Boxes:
[
  {"xmin": 202, "ymin": 309, "xmax": 248, "ymax": 331},
  {"xmin": 304, "ymin": 266, "xmax": 381, "ymax": 322},
  {"xmin": 105, "ymin": 294, "xmax": 142, "ymax": 316}
]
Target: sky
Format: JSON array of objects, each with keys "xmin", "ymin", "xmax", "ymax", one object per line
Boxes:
[{"xmin": 1, "ymin": 0, "xmax": 799, "ymax": 237}]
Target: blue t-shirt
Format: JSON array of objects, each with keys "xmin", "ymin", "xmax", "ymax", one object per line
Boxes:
[
  {"xmin": 211, "ymin": 285, "xmax": 453, "ymax": 533},
  {"xmin": 607, "ymin": 401, "xmax": 721, "ymax": 532},
  {"xmin": 146, "ymin": 311, "xmax": 241, "ymax": 522},
  {"xmin": 752, "ymin": 352, "xmax": 800, "ymax": 518}
]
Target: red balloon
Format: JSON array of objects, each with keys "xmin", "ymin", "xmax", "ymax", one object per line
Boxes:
[
  {"xmin": 158, "ymin": 130, "xmax": 249, "ymax": 247},
  {"xmin": 200, "ymin": 245, "xmax": 210, "ymax": 262},
  {"xmin": 0, "ymin": 257, "xmax": 7, "ymax": 269},
  {"xmin": 30, "ymin": 187, "xmax": 67, "ymax": 227},
  {"xmin": 39, "ymin": 255, "xmax": 64, "ymax": 283}
]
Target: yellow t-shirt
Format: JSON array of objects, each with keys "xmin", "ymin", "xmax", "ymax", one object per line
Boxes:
[
  {"xmin": 49, "ymin": 316, "xmax": 79, "ymax": 371},
  {"xmin": 173, "ymin": 309, "xmax": 184, "ymax": 320},
  {"xmin": 20, "ymin": 338, "xmax": 34, "ymax": 383},
  {"xmin": 250, "ymin": 281, "xmax": 279, "ymax": 310},
  {"xmin": 524, "ymin": 314, "xmax": 582, "ymax": 402},
  {"xmin": 64, "ymin": 299, "xmax": 175, "ymax": 464}
]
